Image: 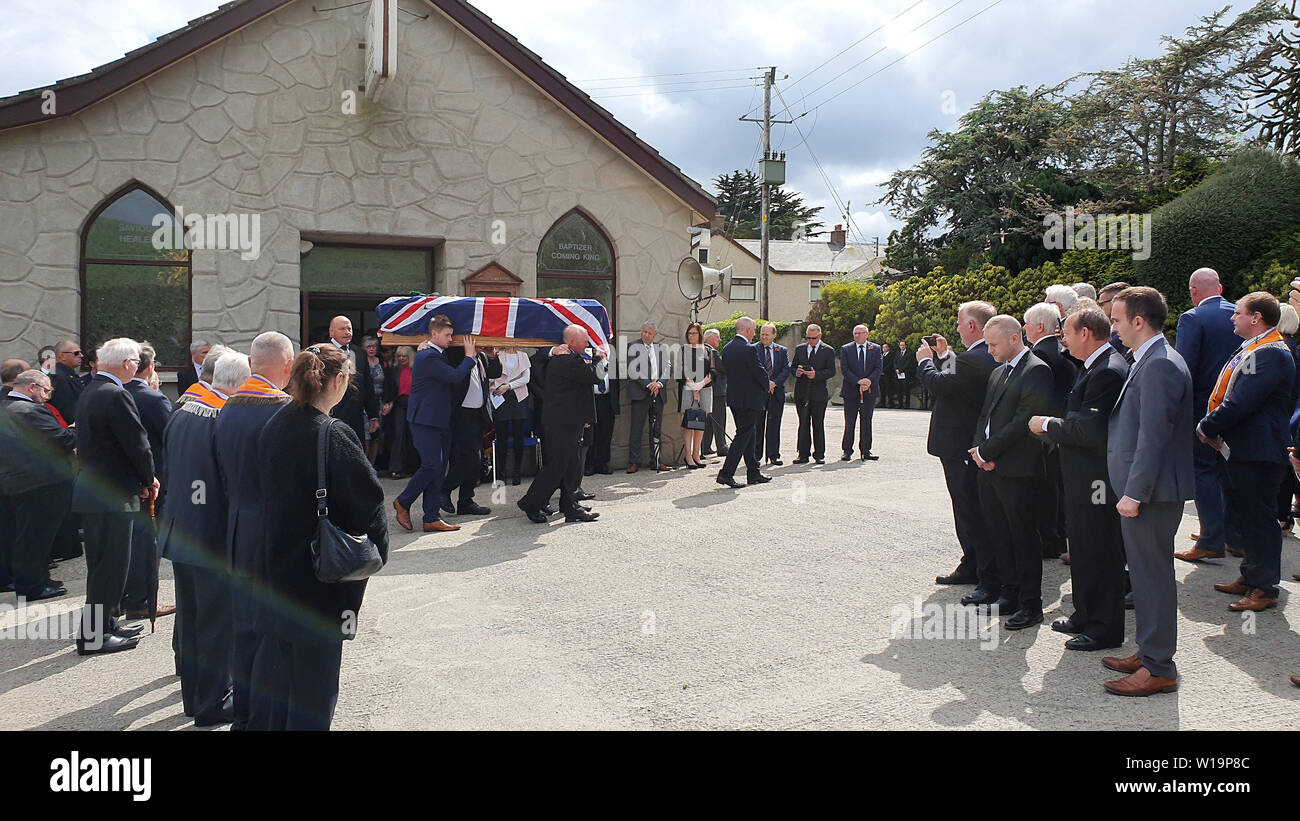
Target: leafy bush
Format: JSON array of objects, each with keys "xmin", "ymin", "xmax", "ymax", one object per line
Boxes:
[
  {"xmin": 703, "ymin": 312, "xmax": 797, "ymax": 346},
  {"xmin": 805, "ymin": 280, "xmax": 884, "ymax": 348}
]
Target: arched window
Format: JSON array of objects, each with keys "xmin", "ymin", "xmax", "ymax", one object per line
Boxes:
[
  {"xmin": 80, "ymin": 184, "xmax": 191, "ymax": 369},
  {"xmin": 536, "ymin": 209, "xmax": 616, "ymax": 328}
]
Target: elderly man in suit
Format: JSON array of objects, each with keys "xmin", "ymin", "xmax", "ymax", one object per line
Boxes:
[
  {"xmin": 326, "ymin": 316, "xmax": 379, "ymax": 444},
  {"xmin": 969, "ymin": 316, "xmax": 1055, "ymax": 629},
  {"xmin": 121, "ymin": 343, "xmax": 175, "ymax": 621},
  {"xmin": 1174, "ymin": 268, "xmax": 1244, "ymax": 564},
  {"xmin": 159, "ymin": 351, "xmax": 251, "ymax": 726},
  {"xmin": 791, "ymin": 324, "xmax": 836, "ymax": 463},
  {"xmin": 716, "ymin": 317, "xmax": 771, "ymax": 488},
  {"xmin": 395, "ymin": 315, "xmax": 476, "ymax": 533},
  {"xmin": 701, "ymin": 328, "xmax": 728, "ymax": 458},
  {"xmin": 917, "ymin": 301, "xmax": 999, "ymax": 589},
  {"xmin": 47, "ymin": 340, "xmax": 85, "ymax": 424},
  {"xmin": 0, "ymin": 369, "xmax": 76, "ymax": 602},
  {"xmin": 1030, "ymin": 307, "xmax": 1129, "ymax": 651},
  {"xmin": 71, "ymin": 338, "xmax": 159, "ymax": 655},
  {"xmin": 1102, "ymin": 286, "xmax": 1194, "ymax": 697},
  {"xmin": 626, "ymin": 321, "xmax": 671, "ymax": 472},
  {"xmin": 1025, "ymin": 302, "xmax": 1078, "ymax": 559},
  {"xmin": 753, "ymin": 323, "xmax": 791, "ymax": 466},
  {"xmin": 841, "ymin": 324, "xmax": 883, "ymax": 461},
  {"xmin": 1197, "ymin": 292, "xmax": 1295, "ymax": 612},
  {"xmin": 176, "ymin": 340, "xmax": 210, "ymax": 394},
  {"xmin": 214, "ymin": 331, "xmax": 294, "ymax": 731}
]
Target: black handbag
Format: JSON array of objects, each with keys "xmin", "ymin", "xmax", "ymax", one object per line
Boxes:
[
  {"xmin": 310, "ymin": 419, "xmax": 385, "ymax": 583},
  {"xmin": 683, "ymin": 400, "xmax": 708, "ymax": 431}
]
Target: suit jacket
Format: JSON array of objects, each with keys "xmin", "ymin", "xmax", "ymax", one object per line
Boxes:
[
  {"xmin": 678, "ymin": 345, "xmax": 718, "ymax": 410},
  {"xmin": 840, "ymin": 341, "xmax": 884, "ymax": 400},
  {"xmin": 1198, "ymin": 342, "xmax": 1295, "ymax": 464},
  {"xmin": 972, "ymin": 350, "xmax": 1054, "ymax": 477},
  {"xmin": 791, "ymin": 342, "xmax": 836, "ymax": 403},
  {"xmin": 917, "ymin": 339, "xmax": 996, "ymax": 459},
  {"xmin": 542, "ymin": 351, "xmax": 603, "ymax": 428},
  {"xmin": 48, "ymin": 362, "xmax": 84, "ymax": 424},
  {"xmin": 626, "ymin": 341, "xmax": 669, "ymax": 402},
  {"xmin": 157, "ymin": 404, "xmax": 227, "ymax": 569},
  {"xmin": 756, "ymin": 343, "xmax": 791, "ymax": 397},
  {"xmin": 71, "ymin": 374, "xmax": 155, "ymax": 512},
  {"xmin": 1032, "ymin": 336, "xmax": 1078, "ymax": 417},
  {"xmin": 124, "ymin": 378, "xmax": 173, "ymax": 496},
  {"xmin": 176, "ymin": 361, "xmax": 202, "ymax": 394},
  {"xmin": 329, "ymin": 342, "xmax": 379, "ymax": 440},
  {"xmin": 215, "ymin": 389, "xmax": 290, "ymax": 576},
  {"xmin": 707, "ymin": 343, "xmax": 727, "ymax": 395},
  {"xmin": 407, "ymin": 345, "xmax": 474, "ymax": 430},
  {"xmin": 723, "ymin": 336, "xmax": 769, "ymax": 412},
  {"xmin": 1107, "ymin": 337, "xmax": 1195, "ymax": 503},
  {"xmin": 1045, "ymin": 345, "xmax": 1128, "ymax": 504},
  {"xmin": 1175, "ymin": 295, "xmax": 1240, "ymax": 410},
  {"xmin": 451, "ymin": 351, "xmax": 502, "ymax": 424},
  {"xmin": 892, "ymin": 346, "xmax": 916, "ymax": 379},
  {"xmin": 0, "ymin": 395, "xmax": 77, "ymax": 492}
]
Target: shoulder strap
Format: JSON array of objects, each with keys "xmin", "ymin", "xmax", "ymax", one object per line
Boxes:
[{"xmin": 316, "ymin": 417, "xmax": 332, "ymax": 518}]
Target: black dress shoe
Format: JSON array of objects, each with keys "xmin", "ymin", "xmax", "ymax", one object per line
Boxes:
[
  {"xmin": 440, "ymin": 496, "xmax": 455, "ymax": 515},
  {"xmin": 541, "ymin": 504, "xmax": 557, "ymax": 516},
  {"xmin": 936, "ymin": 572, "xmax": 978, "ymax": 585},
  {"xmin": 598, "ymin": 466, "xmax": 613, "ymax": 475},
  {"xmin": 747, "ymin": 473, "xmax": 772, "ymax": 484},
  {"xmin": 574, "ymin": 490, "xmax": 595, "ymax": 501},
  {"xmin": 984, "ymin": 596, "xmax": 1017, "ymax": 614},
  {"xmin": 1124, "ymin": 592, "xmax": 1134, "ymax": 610},
  {"xmin": 716, "ymin": 475, "xmax": 744, "ymax": 489},
  {"xmin": 813, "ymin": 458, "xmax": 825, "ymax": 464},
  {"xmin": 686, "ymin": 462, "xmax": 704, "ymax": 470},
  {"xmin": 77, "ymin": 634, "xmax": 140, "ymax": 655},
  {"xmin": 793, "ymin": 457, "xmax": 809, "ymax": 464},
  {"xmin": 960, "ymin": 589, "xmax": 998, "ymax": 606},
  {"xmin": 564, "ymin": 510, "xmax": 599, "ymax": 523},
  {"xmin": 457, "ymin": 502, "xmax": 491, "ymax": 516},
  {"xmin": 511, "ymin": 476, "xmax": 521, "ymax": 486},
  {"xmin": 114, "ymin": 623, "xmax": 144, "ymax": 638},
  {"xmin": 1064, "ymin": 634, "xmax": 1121, "ymax": 651},
  {"xmin": 20, "ymin": 584, "xmax": 67, "ymax": 602},
  {"xmin": 701, "ymin": 449, "xmax": 716, "ymax": 456},
  {"xmin": 1004, "ymin": 609, "xmax": 1044, "ymax": 630},
  {"xmin": 1051, "ymin": 618, "xmax": 1083, "ymax": 634},
  {"xmin": 517, "ymin": 499, "xmax": 548, "ymax": 524},
  {"xmin": 770, "ymin": 459, "xmax": 783, "ymax": 466},
  {"xmin": 194, "ymin": 706, "xmax": 235, "ymax": 727},
  {"xmin": 584, "ymin": 466, "xmax": 596, "ymax": 476},
  {"xmin": 841, "ymin": 453, "xmax": 853, "ymax": 461},
  {"xmin": 862, "ymin": 453, "xmax": 879, "ymax": 461}
]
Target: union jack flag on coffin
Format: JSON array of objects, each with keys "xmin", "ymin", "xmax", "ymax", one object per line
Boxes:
[{"xmin": 376, "ymin": 295, "xmax": 613, "ymax": 355}]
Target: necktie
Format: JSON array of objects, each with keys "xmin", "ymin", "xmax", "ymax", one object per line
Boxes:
[
  {"xmin": 766, "ymin": 346, "xmax": 773, "ymax": 375},
  {"xmin": 859, "ymin": 345, "xmax": 865, "ymax": 373}
]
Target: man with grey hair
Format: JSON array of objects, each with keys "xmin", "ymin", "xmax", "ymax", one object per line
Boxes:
[
  {"xmin": 1072, "ymin": 282, "xmax": 1098, "ymax": 301},
  {"xmin": 178, "ymin": 339, "xmax": 211, "ymax": 394},
  {"xmin": 121, "ymin": 343, "xmax": 176, "ymax": 621},
  {"xmin": 626, "ymin": 320, "xmax": 670, "ymax": 472},
  {"xmin": 700, "ymin": 328, "xmax": 729, "ymax": 458},
  {"xmin": 71, "ymin": 338, "xmax": 158, "ymax": 655},
  {"xmin": 1024, "ymin": 303, "xmax": 1077, "ymax": 560},
  {"xmin": 1045, "ymin": 284, "xmax": 1080, "ymax": 319},
  {"xmin": 791, "ymin": 323, "xmax": 836, "ymax": 463},
  {"xmin": 178, "ymin": 344, "xmax": 231, "ymax": 406}
]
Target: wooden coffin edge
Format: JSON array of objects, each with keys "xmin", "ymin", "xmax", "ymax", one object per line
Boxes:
[{"xmin": 380, "ymin": 334, "xmax": 557, "ymax": 349}]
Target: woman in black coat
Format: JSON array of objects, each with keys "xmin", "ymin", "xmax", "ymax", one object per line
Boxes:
[{"xmin": 256, "ymin": 344, "xmax": 389, "ymax": 730}]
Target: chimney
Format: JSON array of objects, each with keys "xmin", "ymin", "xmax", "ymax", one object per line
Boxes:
[
  {"xmin": 710, "ymin": 213, "xmax": 726, "ymax": 232},
  {"xmin": 830, "ymin": 224, "xmax": 845, "ymax": 246}
]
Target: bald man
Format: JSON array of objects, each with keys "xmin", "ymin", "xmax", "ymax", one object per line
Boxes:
[
  {"xmin": 326, "ymin": 316, "xmax": 378, "ymax": 444},
  {"xmin": 1174, "ymin": 268, "xmax": 1242, "ymax": 563}
]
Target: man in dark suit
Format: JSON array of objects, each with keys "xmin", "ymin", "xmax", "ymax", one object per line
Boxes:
[
  {"xmin": 47, "ymin": 340, "xmax": 85, "ymax": 424},
  {"xmin": 840, "ymin": 324, "xmax": 883, "ymax": 461},
  {"xmin": 626, "ymin": 322, "xmax": 670, "ymax": 472},
  {"xmin": 214, "ymin": 331, "xmax": 294, "ymax": 731},
  {"xmin": 326, "ymin": 316, "xmax": 378, "ymax": 445},
  {"xmin": 518, "ymin": 326, "xmax": 603, "ymax": 523},
  {"xmin": 701, "ymin": 328, "xmax": 728, "ymax": 457},
  {"xmin": 158, "ymin": 350, "xmax": 250, "ymax": 727},
  {"xmin": 893, "ymin": 339, "xmax": 915, "ymax": 408},
  {"xmin": 0, "ymin": 369, "xmax": 75, "ymax": 602},
  {"xmin": 586, "ymin": 363, "xmax": 620, "ymax": 474},
  {"xmin": 71, "ymin": 338, "xmax": 158, "ymax": 655},
  {"xmin": 1025, "ymin": 302, "xmax": 1078, "ymax": 559},
  {"xmin": 1032, "ymin": 307, "xmax": 1129, "ymax": 651},
  {"xmin": 446, "ymin": 346, "xmax": 501, "ymax": 516},
  {"xmin": 716, "ymin": 317, "xmax": 771, "ymax": 488},
  {"xmin": 916, "ymin": 301, "xmax": 998, "ymax": 588},
  {"xmin": 395, "ymin": 315, "xmax": 476, "ymax": 533},
  {"xmin": 753, "ymin": 323, "xmax": 791, "ymax": 465},
  {"xmin": 879, "ymin": 343, "xmax": 894, "ymax": 409},
  {"xmin": 1102, "ymin": 286, "xmax": 1194, "ymax": 697},
  {"xmin": 791, "ymin": 324, "xmax": 836, "ymax": 463},
  {"xmin": 121, "ymin": 343, "xmax": 175, "ymax": 620},
  {"xmin": 969, "ymin": 315, "xmax": 1055, "ymax": 629},
  {"xmin": 1173, "ymin": 268, "xmax": 1244, "ymax": 563},
  {"xmin": 176, "ymin": 340, "xmax": 210, "ymax": 395}
]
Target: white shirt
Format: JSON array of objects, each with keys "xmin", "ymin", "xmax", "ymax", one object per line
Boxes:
[
  {"xmin": 462, "ymin": 356, "xmax": 485, "ymax": 409},
  {"xmin": 1129, "ymin": 333, "xmax": 1164, "ymax": 366},
  {"xmin": 331, "ymin": 337, "xmax": 358, "ymax": 367},
  {"xmin": 647, "ymin": 343, "xmax": 659, "ymax": 382},
  {"xmin": 1197, "ymin": 294, "xmax": 1221, "ymax": 307},
  {"xmin": 8, "ymin": 390, "xmax": 33, "ymax": 402},
  {"xmin": 192, "ymin": 361, "xmax": 202, "ymax": 380}
]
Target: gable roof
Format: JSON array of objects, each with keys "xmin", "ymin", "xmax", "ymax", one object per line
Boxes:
[
  {"xmin": 711, "ymin": 230, "xmax": 881, "ymax": 276},
  {"xmin": 0, "ymin": 0, "xmax": 716, "ymax": 218}
]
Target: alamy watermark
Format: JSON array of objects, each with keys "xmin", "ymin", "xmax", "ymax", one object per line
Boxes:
[
  {"xmin": 151, "ymin": 206, "xmax": 261, "ymax": 260},
  {"xmin": 1043, "ymin": 206, "xmax": 1153, "ymax": 261},
  {"xmin": 890, "ymin": 596, "xmax": 999, "ymax": 650}
]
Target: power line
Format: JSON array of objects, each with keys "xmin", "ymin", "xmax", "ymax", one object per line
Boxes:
[
  {"xmin": 590, "ymin": 81, "xmax": 759, "ymax": 100},
  {"xmin": 574, "ymin": 66, "xmax": 760, "ymax": 83},
  {"xmin": 582, "ymin": 75, "xmax": 759, "ymax": 91},
  {"xmin": 776, "ymin": 87, "xmax": 870, "ymax": 248}
]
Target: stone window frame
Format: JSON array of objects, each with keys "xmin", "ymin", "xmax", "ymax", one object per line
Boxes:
[
  {"xmin": 535, "ymin": 207, "xmax": 618, "ymax": 332},
  {"xmin": 78, "ymin": 180, "xmax": 192, "ymax": 372}
]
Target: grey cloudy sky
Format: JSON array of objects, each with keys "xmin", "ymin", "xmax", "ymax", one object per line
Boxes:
[{"xmin": 0, "ymin": 0, "xmax": 1265, "ymax": 241}]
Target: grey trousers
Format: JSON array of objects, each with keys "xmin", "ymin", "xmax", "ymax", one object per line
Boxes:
[{"xmin": 1120, "ymin": 501, "xmax": 1182, "ymax": 679}]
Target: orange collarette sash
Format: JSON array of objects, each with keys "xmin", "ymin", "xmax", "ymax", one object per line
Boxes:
[
  {"xmin": 1207, "ymin": 328, "xmax": 1286, "ymax": 414},
  {"xmin": 231, "ymin": 375, "xmax": 287, "ymax": 399},
  {"xmin": 180, "ymin": 382, "xmax": 227, "ymax": 411}
]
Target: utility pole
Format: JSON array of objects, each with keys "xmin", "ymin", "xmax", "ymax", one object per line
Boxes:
[{"xmin": 741, "ymin": 67, "xmax": 791, "ymax": 321}]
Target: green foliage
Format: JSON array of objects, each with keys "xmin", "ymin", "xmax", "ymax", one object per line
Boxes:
[
  {"xmin": 703, "ymin": 312, "xmax": 797, "ymax": 346},
  {"xmin": 712, "ymin": 169, "xmax": 824, "ymax": 240},
  {"xmin": 805, "ymin": 280, "xmax": 884, "ymax": 349},
  {"xmin": 1241, "ymin": 261, "xmax": 1300, "ymax": 301},
  {"xmin": 1134, "ymin": 149, "xmax": 1300, "ymax": 315}
]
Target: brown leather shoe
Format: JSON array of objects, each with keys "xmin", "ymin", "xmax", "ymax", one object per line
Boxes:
[
  {"xmin": 393, "ymin": 499, "xmax": 413, "ymax": 531},
  {"xmin": 1104, "ymin": 666, "xmax": 1178, "ymax": 697},
  {"xmin": 122, "ymin": 604, "xmax": 176, "ymax": 619},
  {"xmin": 626, "ymin": 464, "xmax": 639, "ymax": 474},
  {"xmin": 1213, "ymin": 577, "xmax": 1248, "ymax": 595},
  {"xmin": 1291, "ymin": 674, "xmax": 1300, "ymax": 687},
  {"xmin": 1226, "ymin": 545, "xmax": 1245, "ymax": 557},
  {"xmin": 423, "ymin": 520, "xmax": 460, "ymax": 532},
  {"xmin": 1102, "ymin": 653, "xmax": 1142, "ymax": 674},
  {"xmin": 655, "ymin": 464, "xmax": 672, "ymax": 472},
  {"xmin": 1227, "ymin": 588, "xmax": 1278, "ymax": 612},
  {"xmin": 1293, "ymin": 572, "xmax": 1300, "ymax": 581},
  {"xmin": 1175, "ymin": 546, "xmax": 1223, "ymax": 563},
  {"xmin": 1061, "ymin": 553, "xmax": 1070, "ymax": 566}
]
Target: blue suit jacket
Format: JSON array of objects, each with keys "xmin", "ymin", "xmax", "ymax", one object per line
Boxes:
[
  {"xmin": 723, "ymin": 336, "xmax": 768, "ymax": 412},
  {"xmin": 124, "ymin": 378, "xmax": 173, "ymax": 494},
  {"xmin": 1199, "ymin": 344, "xmax": 1295, "ymax": 464},
  {"xmin": 1175, "ymin": 295, "xmax": 1240, "ymax": 409},
  {"xmin": 407, "ymin": 346, "xmax": 475, "ymax": 430},
  {"xmin": 756, "ymin": 343, "xmax": 791, "ymax": 397},
  {"xmin": 840, "ymin": 341, "xmax": 883, "ymax": 399}
]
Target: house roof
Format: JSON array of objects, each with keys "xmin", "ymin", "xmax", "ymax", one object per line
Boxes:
[
  {"xmin": 0, "ymin": 0, "xmax": 716, "ymax": 218},
  {"xmin": 711, "ymin": 231, "xmax": 881, "ymax": 276}
]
